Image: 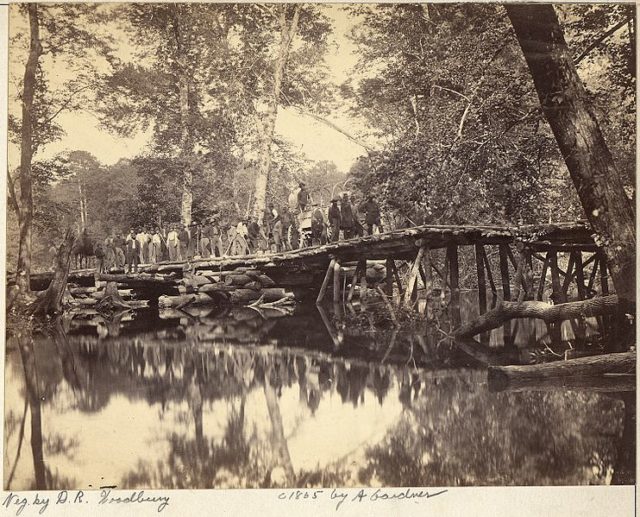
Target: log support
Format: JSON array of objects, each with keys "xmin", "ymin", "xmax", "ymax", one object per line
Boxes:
[
  {"xmin": 549, "ymin": 251, "xmax": 562, "ymax": 303},
  {"xmin": 316, "ymin": 258, "xmax": 336, "ymax": 304},
  {"xmin": 333, "ymin": 259, "xmax": 342, "ymax": 304},
  {"xmin": 403, "ymin": 246, "xmax": 426, "ymax": 308},
  {"xmin": 475, "ymin": 244, "xmax": 487, "ymax": 314},
  {"xmin": 499, "ymin": 244, "xmax": 511, "ymax": 301}
]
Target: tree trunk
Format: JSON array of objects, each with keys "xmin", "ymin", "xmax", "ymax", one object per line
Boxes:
[
  {"xmin": 487, "ymin": 351, "xmax": 635, "ymax": 391},
  {"xmin": 251, "ymin": 5, "xmax": 301, "ymax": 223},
  {"xmin": 172, "ymin": 7, "xmax": 193, "ymax": 227},
  {"xmin": 453, "ymin": 294, "xmax": 626, "ymax": 338},
  {"xmin": 506, "ymin": 5, "xmax": 636, "ymax": 303},
  {"xmin": 16, "ymin": 4, "xmax": 42, "ymax": 294},
  {"xmin": 28, "ymin": 229, "xmax": 76, "ymax": 316}
]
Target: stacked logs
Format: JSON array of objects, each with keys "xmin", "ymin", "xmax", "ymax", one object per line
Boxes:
[
  {"xmin": 65, "ymin": 283, "xmax": 148, "ymax": 309},
  {"xmin": 158, "ymin": 267, "xmax": 295, "ymax": 308}
]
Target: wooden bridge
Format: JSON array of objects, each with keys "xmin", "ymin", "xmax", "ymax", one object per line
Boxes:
[{"xmin": 24, "ymin": 221, "xmax": 609, "ymax": 312}]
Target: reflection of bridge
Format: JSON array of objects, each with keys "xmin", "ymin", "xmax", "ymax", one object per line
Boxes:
[{"xmin": 26, "ymin": 221, "xmax": 606, "ymax": 313}]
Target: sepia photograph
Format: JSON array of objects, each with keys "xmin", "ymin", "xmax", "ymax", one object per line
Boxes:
[{"xmin": 3, "ymin": 1, "xmax": 636, "ymax": 497}]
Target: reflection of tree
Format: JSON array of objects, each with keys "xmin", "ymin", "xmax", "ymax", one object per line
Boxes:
[
  {"xmin": 5, "ymin": 398, "xmax": 28, "ymax": 489},
  {"xmin": 360, "ymin": 375, "xmax": 628, "ymax": 486},
  {"xmin": 16, "ymin": 330, "xmax": 46, "ymax": 489},
  {"xmin": 263, "ymin": 365, "xmax": 295, "ymax": 484}
]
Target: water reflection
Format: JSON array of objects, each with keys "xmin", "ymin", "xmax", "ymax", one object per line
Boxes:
[{"xmin": 4, "ymin": 298, "xmax": 634, "ymax": 490}]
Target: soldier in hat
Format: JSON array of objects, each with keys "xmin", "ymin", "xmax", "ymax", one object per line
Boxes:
[{"xmin": 328, "ymin": 198, "xmax": 341, "ymax": 242}]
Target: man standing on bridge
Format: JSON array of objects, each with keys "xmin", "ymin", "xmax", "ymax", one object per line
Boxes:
[
  {"xmin": 361, "ymin": 195, "xmax": 383, "ymax": 235},
  {"xmin": 328, "ymin": 198, "xmax": 341, "ymax": 242},
  {"xmin": 339, "ymin": 193, "xmax": 355, "ymax": 239}
]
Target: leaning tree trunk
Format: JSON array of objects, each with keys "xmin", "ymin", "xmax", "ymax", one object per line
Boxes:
[
  {"xmin": 16, "ymin": 4, "xmax": 42, "ymax": 295},
  {"xmin": 251, "ymin": 5, "xmax": 300, "ymax": 224},
  {"xmin": 453, "ymin": 294, "xmax": 625, "ymax": 339},
  {"xmin": 506, "ymin": 5, "xmax": 636, "ymax": 303},
  {"xmin": 28, "ymin": 229, "xmax": 76, "ymax": 316}
]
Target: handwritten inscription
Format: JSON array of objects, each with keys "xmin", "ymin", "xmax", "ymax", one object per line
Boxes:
[
  {"xmin": 276, "ymin": 487, "xmax": 448, "ymax": 511},
  {"xmin": 2, "ymin": 490, "xmax": 170, "ymax": 515}
]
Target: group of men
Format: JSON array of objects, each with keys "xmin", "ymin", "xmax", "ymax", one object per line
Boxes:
[
  {"xmin": 326, "ymin": 192, "xmax": 382, "ymax": 242},
  {"xmin": 92, "ymin": 188, "xmax": 383, "ymax": 273}
]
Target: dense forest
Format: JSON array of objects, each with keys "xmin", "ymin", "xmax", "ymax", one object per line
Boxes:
[{"xmin": 7, "ymin": 4, "xmax": 635, "ymax": 271}]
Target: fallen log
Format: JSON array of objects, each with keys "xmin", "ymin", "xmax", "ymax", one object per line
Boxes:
[
  {"xmin": 229, "ymin": 288, "xmax": 292, "ymax": 304},
  {"xmin": 257, "ymin": 274, "xmax": 276, "ymax": 287},
  {"xmin": 487, "ymin": 351, "xmax": 635, "ymax": 391},
  {"xmin": 224, "ymin": 274, "xmax": 253, "ymax": 286},
  {"xmin": 489, "ymin": 373, "xmax": 635, "ymax": 393},
  {"xmin": 454, "ymin": 295, "xmax": 626, "ymax": 338},
  {"xmin": 158, "ymin": 291, "xmax": 230, "ymax": 308},
  {"xmin": 97, "ymin": 273, "xmax": 178, "ymax": 286}
]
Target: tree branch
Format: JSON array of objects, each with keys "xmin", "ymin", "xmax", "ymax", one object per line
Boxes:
[
  {"xmin": 574, "ymin": 16, "xmax": 630, "ymax": 66},
  {"xmin": 291, "ymin": 107, "xmax": 374, "ymax": 152},
  {"xmin": 39, "ymin": 83, "xmax": 94, "ymax": 128}
]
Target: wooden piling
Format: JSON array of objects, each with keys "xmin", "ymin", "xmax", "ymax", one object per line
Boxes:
[
  {"xmin": 475, "ymin": 244, "xmax": 487, "ymax": 314},
  {"xmin": 573, "ymin": 251, "xmax": 587, "ymax": 300},
  {"xmin": 599, "ymin": 253, "xmax": 609, "ymax": 295},
  {"xmin": 498, "ymin": 244, "xmax": 511, "ymax": 301},
  {"xmin": 347, "ymin": 262, "xmax": 361, "ymax": 302},
  {"xmin": 548, "ymin": 251, "xmax": 562, "ymax": 303},
  {"xmin": 358, "ymin": 259, "xmax": 368, "ymax": 301},
  {"xmin": 422, "ymin": 248, "xmax": 433, "ymax": 300},
  {"xmin": 333, "ymin": 259, "xmax": 342, "ymax": 303},
  {"xmin": 385, "ymin": 258, "xmax": 394, "ymax": 296},
  {"xmin": 561, "ymin": 252, "xmax": 575, "ymax": 300},
  {"xmin": 316, "ymin": 258, "xmax": 335, "ymax": 304},
  {"xmin": 404, "ymin": 246, "xmax": 426, "ymax": 308},
  {"xmin": 481, "ymin": 246, "xmax": 497, "ymax": 295},
  {"xmin": 536, "ymin": 255, "xmax": 549, "ymax": 301},
  {"xmin": 447, "ymin": 244, "xmax": 459, "ymax": 294},
  {"xmin": 587, "ymin": 256, "xmax": 599, "ymax": 294}
]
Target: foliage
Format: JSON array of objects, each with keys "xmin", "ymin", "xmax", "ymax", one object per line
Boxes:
[{"xmin": 343, "ymin": 4, "xmax": 633, "ymax": 225}]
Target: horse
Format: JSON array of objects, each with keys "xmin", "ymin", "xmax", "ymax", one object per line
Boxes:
[{"xmin": 72, "ymin": 229, "xmax": 98, "ymax": 270}]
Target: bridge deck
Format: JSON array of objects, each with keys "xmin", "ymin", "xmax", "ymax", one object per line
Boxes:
[{"xmin": 22, "ymin": 221, "xmax": 596, "ymax": 290}]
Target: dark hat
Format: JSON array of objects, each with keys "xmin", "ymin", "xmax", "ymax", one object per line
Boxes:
[
  {"xmin": 331, "ymin": 198, "xmax": 339, "ymax": 203},
  {"xmin": 299, "ymin": 182, "xmax": 306, "ymax": 187}
]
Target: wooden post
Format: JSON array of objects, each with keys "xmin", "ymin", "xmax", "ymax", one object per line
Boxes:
[
  {"xmin": 587, "ymin": 256, "xmax": 599, "ymax": 294},
  {"xmin": 536, "ymin": 255, "xmax": 550, "ymax": 301},
  {"xmin": 573, "ymin": 251, "xmax": 587, "ymax": 300},
  {"xmin": 404, "ymin": 246, "xmax": 426, "ymax": 308},
  {"xmin": 475, "ymin": 244, "xmax": 487, "ymax": 315},
  {"xmin": 599, "ymin": 252, "xmax": 609, "ymax": 295},
  {"xmin": 347, "ymin": 262, "xmax": 361, "ymax": 303},
  {"xmin": 391, "ymin": 260, "xmax": 403, "ymax": 296},
  {"xmin": 447, "ymin": 244, "xmax": 459, "ymax": 295},
  {"xmin": 548, "ymin": 251, "xmax": 562, "ymax": 303},
  {"xmin": 422, "ymin": 248, "xmax": 432, "ymax": 299},
  {"xmin": 560, "ymin": 252, "xmax": 575, "ymax": 301},
  {"xmin": 359, "ymin": 259, "xmax": 367, "ymax": 301},
  {"xmin": 333, "ymin": 259, "xmax": 341, "ymax": 303},
  {"xmin": 481, "ymin": 247, "xmax": 497, "ymax": 295},
  {"xmin": 316, "ymin": 258, "xmax": 335, "ymax": 304},
  {"xmin": 385, "ymin": 258, "xmax": 394, "ymax": 296},
  {"xmin": 498, "ymin": 244, "xmax": 511, "ymax": 301}
]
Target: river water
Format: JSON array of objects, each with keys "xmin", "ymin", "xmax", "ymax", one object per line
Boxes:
[{"xmin": 3, "ymin": 293, "xmax": 635, "ymax": 490}]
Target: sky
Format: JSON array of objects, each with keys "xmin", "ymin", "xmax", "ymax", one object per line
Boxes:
[{"xmin": 8, "ymin": 4, "xmax": 370, "ymax": 174}]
